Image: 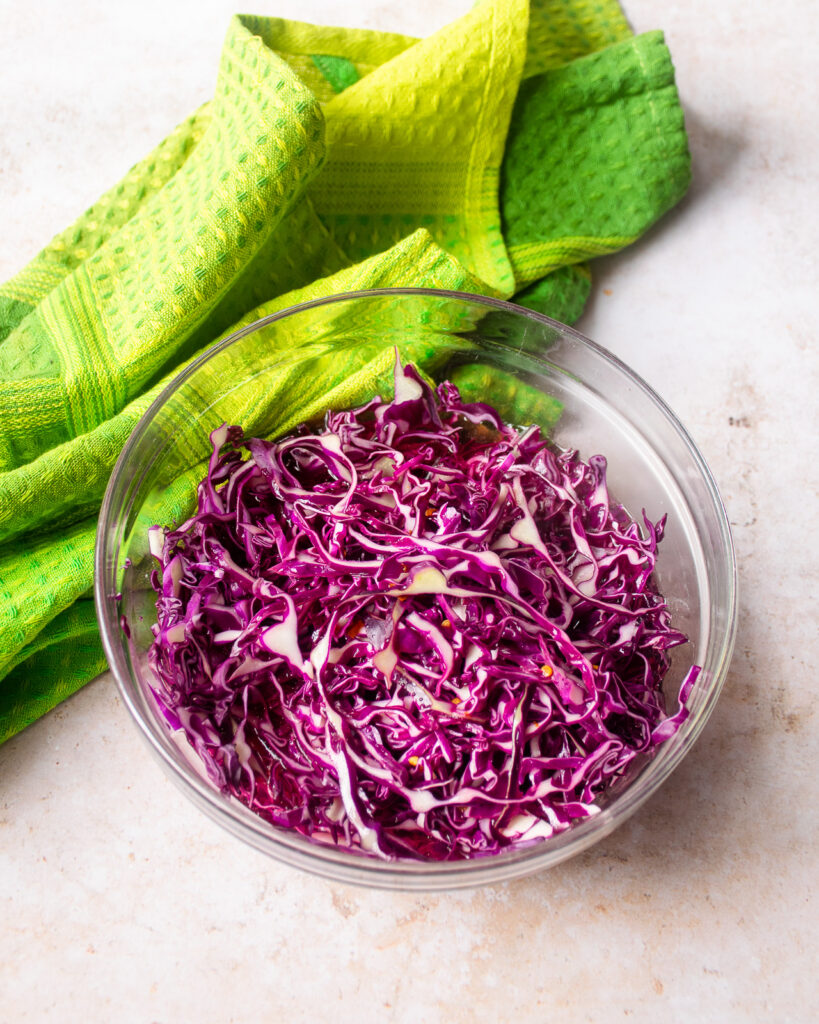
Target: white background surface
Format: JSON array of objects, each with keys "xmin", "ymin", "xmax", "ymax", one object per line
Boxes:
[{"xmin": 1, "ymin": 1, "xmax": 817, "ymax": 1021}]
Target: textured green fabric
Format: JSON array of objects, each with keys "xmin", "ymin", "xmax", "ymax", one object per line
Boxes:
[
  {"xmin": 502, "ymin": 30, "xmax": 691, "ymax": 287},
  {"xmin": 0, "ymin": 0, "xmax": 690, "ymax": 743},
  {"xmin": 522, "ymin": 0, "xmax": 631, "ymax": 77},
  {"xmin": 311, "ymin": 54, "xmax": 360, "ymax": 93}
]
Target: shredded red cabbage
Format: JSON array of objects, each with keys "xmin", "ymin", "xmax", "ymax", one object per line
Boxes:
[{"xmin": 148, "ymin": 359, "xmax": 697, "ymax": 861}]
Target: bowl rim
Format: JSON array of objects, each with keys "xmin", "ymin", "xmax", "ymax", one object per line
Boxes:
[{"xmin": 95, "ymin": 286, "xmax": 737, "ymax": 890}]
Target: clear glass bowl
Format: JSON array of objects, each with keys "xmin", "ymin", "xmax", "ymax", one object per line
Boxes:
[{"xmin": 95, "ymin": 288, "xmax": 737, "ymax": 891}]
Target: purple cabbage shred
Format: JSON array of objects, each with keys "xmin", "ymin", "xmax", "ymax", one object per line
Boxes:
[{"xmin": 148, "ymin": 359, "xmax": 696, "ymax": 861}]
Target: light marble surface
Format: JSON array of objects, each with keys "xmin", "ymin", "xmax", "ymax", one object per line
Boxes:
[{"xmin": 1, "ymin": 2, "xmax": 817, "ymax": 1021}]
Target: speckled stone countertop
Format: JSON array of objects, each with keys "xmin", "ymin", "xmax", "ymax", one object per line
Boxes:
[{"xmin": 1, "ymin": 2, "xmax": 816, "ymax": 1021}]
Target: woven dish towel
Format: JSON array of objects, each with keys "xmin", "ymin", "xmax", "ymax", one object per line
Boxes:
[{"xmin": 0, "ymin": 0, "xmax": 690, "ymax": 743}]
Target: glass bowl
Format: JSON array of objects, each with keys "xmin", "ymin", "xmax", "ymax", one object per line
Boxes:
[{"xmin": 95, "ymin": 288, "xmax": 736, "ymax": 891}]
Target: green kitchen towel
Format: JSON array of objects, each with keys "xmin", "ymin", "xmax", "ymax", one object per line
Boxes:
[{"xmin": 0, "ymin": 0, "xmax": 690, "ymax": 743}]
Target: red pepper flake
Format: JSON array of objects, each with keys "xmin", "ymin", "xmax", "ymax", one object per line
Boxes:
[{"xmin": 347, "ymin": 619, "xmax": 365, "ymax": 639}]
